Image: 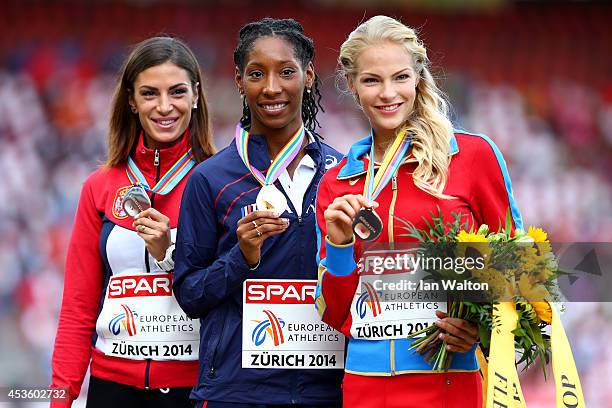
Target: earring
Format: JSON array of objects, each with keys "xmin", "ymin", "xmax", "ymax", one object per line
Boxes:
[
  {"xmin": 193, "ymin": 103, "xmax": 198, "ymax": 109},
  {"xmin": 130, "ymin": 106, "xmax": 137, "ymax": 114},
  {"xmin": 306, "ymin": 88, "xmax": 312, "ymax": 94}
]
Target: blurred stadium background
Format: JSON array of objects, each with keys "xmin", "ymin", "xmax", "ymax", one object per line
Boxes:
[{"xmin": 0, "ymin": 0, "xmax": 611, "ymax": 406}]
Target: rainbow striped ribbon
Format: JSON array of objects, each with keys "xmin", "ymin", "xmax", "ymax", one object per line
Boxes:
[
  {"xmin": 234, "ymin": 123, "xmax": 305, "ymax": 186},
  {"xmin": 126, "ymin": 148, "xmax": 196, "ymax": 195},
  {"xmin": 363, "ymin": 129, "xmax": 411, "ymax": 202}
]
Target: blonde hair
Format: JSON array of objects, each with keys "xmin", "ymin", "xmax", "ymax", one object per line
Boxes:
[{"xmin": 338, "ymin": 15, "xmax": 453, "ymax": 198}]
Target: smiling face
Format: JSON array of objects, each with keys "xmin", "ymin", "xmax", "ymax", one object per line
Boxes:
[
  {"xmin": 129, "ymin": 61, "xmax": 198, "ymax": 149},
  {"xmin": 235, "ymin": 36, "xmax": 314, "ymax": 136},
  {"xmin": 349, "ymin": 42, "xmax": 419, "ymax": 141}
]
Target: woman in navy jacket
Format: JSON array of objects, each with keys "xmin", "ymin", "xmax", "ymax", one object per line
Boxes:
[{"xmin": 173, "ymin": 18, "xmax": 343, "ymax": 408}]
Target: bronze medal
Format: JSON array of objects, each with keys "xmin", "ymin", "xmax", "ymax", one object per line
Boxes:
[{"xmin": 352, "ymin": 207, "xmax": 383, "ymax": 241}]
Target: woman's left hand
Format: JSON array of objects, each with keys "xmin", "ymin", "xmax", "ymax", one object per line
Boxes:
[
  {"xmin": 133, "ymin": 208, "xmax": 172, "ymax": 261},
  {"xmin": 434, "ymin": 310, "xmax": 479, "ymax": 353}
]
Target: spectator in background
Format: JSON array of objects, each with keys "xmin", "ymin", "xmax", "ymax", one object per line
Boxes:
[
  {"xmin": 50, "ymin": 36, "xmax": 215, "ymax": 407},
  {"xmin": 173, "ymin": 18, "xmax": 344, "ymax": 408}
]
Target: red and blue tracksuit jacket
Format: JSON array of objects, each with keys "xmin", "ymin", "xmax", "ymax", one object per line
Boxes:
[
  {"xmin": 315, "ymin": 130, "xmax": 523, "ymax": 376},
  {"xmin": 51, "ymin": 134, "xmax": 200, "ymax": 407},
  {"xmin": 173, "ymin": 133, "xmax": 344, "ymax": 405}
]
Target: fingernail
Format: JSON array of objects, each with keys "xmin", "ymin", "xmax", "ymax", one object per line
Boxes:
[
  {"xmin": 438, "ymin": 333, "xmax": 444, "ymax": 340},
  {"xmin": 134, "ymin": 214, "xmax": 139, "ymax": 220},
  {"xmin": 272, "ymin": 211, "xmax": 280, "ymax": 217},
  {"xmin": 281, "ymin": 218, "xmax": 290, "ymax": 224}
]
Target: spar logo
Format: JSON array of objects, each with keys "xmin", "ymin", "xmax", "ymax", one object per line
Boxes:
[
  {"xmin": 356, "ymin": 282, "xmax": 382, "ymax": 319},
  {"xmin": 108, "ymin": 304, "xmax": 139, "ymax": 336},
  {"xmin": 251, "ymin": 310, "xmax": 286, "ymax": 347}
]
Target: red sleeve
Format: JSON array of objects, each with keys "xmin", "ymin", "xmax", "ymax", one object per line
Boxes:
[
  {"xmin": 50, "ymin": 175, "xmax": 105, "ymax": 407},
  {"xmin": 314, "ymin": 174, "xmax": 359, "ymax": 336},
  {"xmin": 468, "ymin": 136, "xmax": 523, "ymax": 233}
]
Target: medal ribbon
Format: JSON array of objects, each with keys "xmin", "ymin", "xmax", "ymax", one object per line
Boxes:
[
  {"xmin": 126, "ymin": 148, "xmax": 196, "ymax": 195},
  {"xmin": 235, "ymin": 124, "xmax": 305, "ymax": 186},
  {"xmin": 363, "ymin": 129, "xmax": 411, "ymax": 202}
]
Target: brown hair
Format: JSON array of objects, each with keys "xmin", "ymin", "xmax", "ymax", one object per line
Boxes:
[{"xmin": 106, "ymin": 36, "xmax": 215, "ymax": 166}]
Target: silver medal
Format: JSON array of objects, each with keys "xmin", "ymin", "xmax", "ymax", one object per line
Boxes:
[
  {"xmin": 256, "ymin": 184, "xmax": 287, "ymax": 214},
  {"xmin": 122, "ymin": 184, "xmax": 151, "ymax": 218}
]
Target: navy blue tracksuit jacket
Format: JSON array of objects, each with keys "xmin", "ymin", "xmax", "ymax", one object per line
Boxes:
[{"xmin": 174, "ymin": 133, "xmax": 344, "ymax": 405}]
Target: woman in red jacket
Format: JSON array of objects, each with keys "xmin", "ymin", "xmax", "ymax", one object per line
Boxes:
[
  {"xmin": 50, "ymin": 36, "xmax": 215, "ymax": 407},
  {"xmin": 315, "ymin": 16, "xmax": 523, "ymax": 407}
]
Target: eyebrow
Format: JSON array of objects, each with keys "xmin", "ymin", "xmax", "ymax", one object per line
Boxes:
[
  {"xmin": 359, "ymin": 67, "xmax": 413, "ymax": 78},
  {"xmin": 245, "ymin": 60, "xmax": 299, "ymax": 68},
  {"xmin": 138, "ymin": 83, "xmax": 190, "ymax": 91}
]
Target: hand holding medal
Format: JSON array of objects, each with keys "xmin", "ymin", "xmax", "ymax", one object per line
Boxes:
[
  {"xmin": 354, "ymin": 129, "xmax": 410, "ymax": 241},
  {"xmin": 234, "ymin": 123, "xmax": 303, "ymax": 266},
  {"xmin": 324, "ymin": 129, "xmax": 410, "ymax": 244},
  {"xmin": 123, "ymin": 148, "xmax": 196, "ymax": 261}
]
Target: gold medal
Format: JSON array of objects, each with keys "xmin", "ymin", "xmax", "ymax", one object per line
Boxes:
[{"xmin": 256, "ymin": 184, "xmax": 288, "ymax": 214}]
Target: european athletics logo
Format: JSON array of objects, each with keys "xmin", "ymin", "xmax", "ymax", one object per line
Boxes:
[
  {"xmin": 108, "ymin": 304, "xmax": 138, "ymax": 336},
  {"xmin": 251, "ymin": 310, "xmax": 286, "ymax": 346},
  {"xmin": 355, "ymin": 282, "xmax": 382, "ymax": 319}
]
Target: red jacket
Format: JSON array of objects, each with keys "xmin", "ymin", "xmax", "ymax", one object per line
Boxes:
[
  {"xmin": 314, "ymin": 130, "xmax": 522, "ymax": 375},
  {"xmin": 50, "ymin": 134, "xmax": 200, "ymax": 406}
]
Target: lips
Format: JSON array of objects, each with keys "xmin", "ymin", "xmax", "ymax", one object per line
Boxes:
[
  {"xmin": 259, "ymin": 102, "xmax": 289, "ymax": 115},
  {"xmin": 376, "ymin": 103, "xmax": 403, "ymax": 113},
  {"xmin": 152, "ymin": 117, "xmax": 178, "ymax": 129}
]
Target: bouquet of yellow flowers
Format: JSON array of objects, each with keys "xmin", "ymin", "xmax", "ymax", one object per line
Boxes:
[{"xmin": 399, "ymin": 210, "xmax": 559, "ymax": 374}]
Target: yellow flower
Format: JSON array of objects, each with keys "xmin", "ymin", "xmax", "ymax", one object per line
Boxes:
[
  {"xmin": 456, "ymin": 230, "xmax": 491, "ymax": 270},
  {"xmin": 457, "ymin": 230, "xmax": 488, "ymax": 242},
  {"xmin": 531, "ymin": 301, "xmax": 553, "ymax": 324},
  {"xmin": 527, "ymin": 227, "xmax": 548, "ymax": 242},
  {"xmin": 472, "ymin": 268, "xmax": 514, "ymax": 301},
  {"xmin": 526, "ymin": 226, "xmax": 553, "ymax": 257},
  {"xmin": 517, "ymin": 274, "xmax": 550, "ymax": 301}
]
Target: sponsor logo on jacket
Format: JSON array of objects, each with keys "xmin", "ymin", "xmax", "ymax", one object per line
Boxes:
[
  {"xmin": 108, "ymin": 274, "xmax": 173, "ymax": 298},
  {"xmin": 355, "ymin": 282, "xmax": 382, "ymax": 319},
  {"xmin": 251, "ymin": 310, "xmax": 286, "ymax": 347},
  {"xmin": 108, "ymin": 304, "xmax": 139, "ymax": 336}
]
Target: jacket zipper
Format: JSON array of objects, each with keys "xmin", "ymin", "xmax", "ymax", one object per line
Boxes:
[
  {"xmin": 144, "ymin": 149, "xmax": 160, "ymax": 389},
  {"xmin": 388, "ymin": 174, "xmax": 398, "ymax": 375},
  {"xmin": 209, "ymin": 313, "xmax": 228, "ymax": 378},
  {"xmin": 143, "ymin": 150, "xmax": 160, "ymax": 273}
]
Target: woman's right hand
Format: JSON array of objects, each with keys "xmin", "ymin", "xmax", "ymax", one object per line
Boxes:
[
  {"xmin": 324, "ymin": 194, "xmax": 377, "ymax": 245},
  {"xmin": 237, "ymin": 210, "xmax": 289, "ymax": 267}
]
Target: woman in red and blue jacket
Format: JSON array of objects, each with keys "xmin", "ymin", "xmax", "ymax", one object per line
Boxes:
[
  {"xmin": 50, "ymin": 37, "xmax": 215, "ymax": 407},
  {"xmin": 315, "ymin": 16, "xmax": 523, "ymax": 408}
]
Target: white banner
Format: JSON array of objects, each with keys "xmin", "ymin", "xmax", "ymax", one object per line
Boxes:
[
  {"xmin": 350, "ymin": 252, "xmax": 445, "ymax": 340},
  {"xmin": 242, "ymin": 279, "xmax": 345, "ymax": 369},
  {"xmin": 95, "ymin": 272, "xmax": 199, "ymax": 360}
]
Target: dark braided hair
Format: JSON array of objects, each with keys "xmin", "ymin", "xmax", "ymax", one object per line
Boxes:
[{"xmin": 234, "ymin": 18, "xmax": 324, "ymax": 132}]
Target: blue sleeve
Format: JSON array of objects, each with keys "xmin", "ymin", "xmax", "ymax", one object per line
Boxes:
[{"xmin": 173, "ymin": 169, "xmax": 251, "ymax": 318}]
